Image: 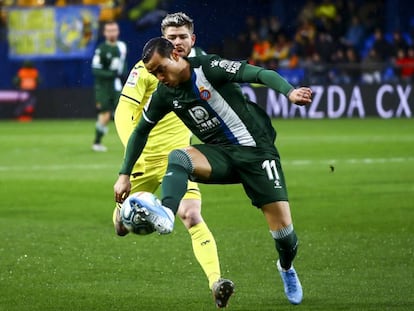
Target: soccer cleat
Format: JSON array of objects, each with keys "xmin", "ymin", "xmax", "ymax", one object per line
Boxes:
[
  {"xmin": 92, "ymin": 143, "xmax": 107, "ymax": 152},
  {"xmin": 212, "ymin": 278, "xmax": 235, "ymax": 308},
  {"xmin": 136, "ymin": 204, "xmax": 175, "ymax": 235},
  {"xmin": 277, "ymin": 260, "xmax": 303, "ymax": 305}
]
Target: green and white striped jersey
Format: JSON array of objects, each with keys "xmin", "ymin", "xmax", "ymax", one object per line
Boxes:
[{"xmin": 143, "ymin": 54, "xmax": 278, "ymax": 148}]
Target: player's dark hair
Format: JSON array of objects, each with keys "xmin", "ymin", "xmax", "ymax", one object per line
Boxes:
[{"xmin": 142, "ymin": 37, "xmax": 175, "ymax": 63}]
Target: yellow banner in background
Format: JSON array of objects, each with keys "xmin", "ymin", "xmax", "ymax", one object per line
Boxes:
[
  {"xmin": 7, "ymin": 6, "xmax": 100, "ymax": 59},
  {"xmin": 8, "ymin": 8, "xmax": 56, "ymax": 56}
]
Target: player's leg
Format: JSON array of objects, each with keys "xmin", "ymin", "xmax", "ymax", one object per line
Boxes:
[
  {"xmin": 93, "ymin": 89, "xmax": 112, "ymax": 152},
  {"xmin": 178, "ymin": 183, "xmax": 222, "ymax": 291},
  {"xmin": 261, "ymin": 202, "xmax": 297, "ymax": 268},
  {"xmin": 160, "ymin": 147, "xmax": 206, "ymax": 213},
  {"xmin": 239, "ymin": 149, "xmax": 302, "ymax": 305},
  {"xmin": 141, "ymin": 152, "xmax": 222, "ymax": 290},
  {"xmin": 261, "ymin": 201, "xmax": 302, "ymax": 305},
  {"xmin": 160, "ymin": 146, "xmax": 235, "ymax": 307},
  {"xmin": 93, "ymin": 110, "xmax": 111, "ymax": 151},
  {"xmin": 112, "ymin": 100, "xmax": 149, "ymax": 235},
  {"xmin": 161, "ymin": 145, "xmax": 236, "ymax": 213}
]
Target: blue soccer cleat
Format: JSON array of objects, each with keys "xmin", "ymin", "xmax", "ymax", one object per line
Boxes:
[
  {"xmin": 277, "ymin": 260, "xmax": 303, "ymax": 305},
  {"xmin": 136, "ymin": 202, "xmax": 175, "ymax": 235}
]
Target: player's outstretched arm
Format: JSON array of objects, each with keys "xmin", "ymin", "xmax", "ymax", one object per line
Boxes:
[
  {"xmin": 286, "ymin": 87, "xmax": 312, "ymax": 105},
  {"xmin": 241, "ymin": 64, "xmax": 312, "ymax": 106}
]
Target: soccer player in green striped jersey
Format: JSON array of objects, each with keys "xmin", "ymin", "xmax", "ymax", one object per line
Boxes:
[{"xmin": 114, "ymin": 37, "xmax": 312, "ymax": 306}]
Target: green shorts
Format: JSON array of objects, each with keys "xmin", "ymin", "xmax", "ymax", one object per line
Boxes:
[
  {"xmin": 192, "ymin": 144, "xmax": 289, "ymax": 207},
  {"xmin": 94, "ymin": 86, "xmax": 120, "ymax": 112}
]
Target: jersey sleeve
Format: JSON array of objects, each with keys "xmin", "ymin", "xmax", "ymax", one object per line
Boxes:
[
  {"xmin": 142, "ymin": 89, "xmax": 170, "ymax": 124},
  {"xmin": 201, "ymin": 54, "xmax": 247, "ymax": 84},
  {"xmin": 121, "ymin": 62, "xmax": 157, "ymax": 105},
  {"xmin": 91, "ymin": 45, "xmax": 116, "ymax": 79},
  {"xmin": 202, "ymin": 55, "xmax": 294, "ymax": 96},
  {"xmin": 116, "ymin": 41, "xmax": 128, "ymax": 77}
]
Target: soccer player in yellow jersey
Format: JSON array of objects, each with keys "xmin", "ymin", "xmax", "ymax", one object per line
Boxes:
[{"xmin": 112, "ymin": 12, "xmax": 233, "ymax": 308}]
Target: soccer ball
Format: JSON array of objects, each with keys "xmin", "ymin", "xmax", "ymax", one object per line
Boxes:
[{"xmin": 120, "ymin": 191, "xmax": 160, "ymax": 235}]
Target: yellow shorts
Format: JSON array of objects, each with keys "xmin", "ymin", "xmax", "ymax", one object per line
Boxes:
[
  {"xmin": 130, "ymin": 157, "xmax": 200, "ymax": 200},
  {"xmin": 114, "ymin": 100, "xmax": 200, "ymax": 200}
]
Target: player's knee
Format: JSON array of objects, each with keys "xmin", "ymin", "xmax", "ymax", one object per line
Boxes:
[
  {"xmin": 177, "ymin": 199, "xmax": 203, "ymax": 227},
  {"xmin": 168, "ymin": 149, "xmax": 194, "ymax": 174},
  {"xmin": 95, "ymin": 121, "xmax": 109, "ymax": 134}
]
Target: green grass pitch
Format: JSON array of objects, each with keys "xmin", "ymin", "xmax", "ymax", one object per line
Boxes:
[{"xmin": 0, "ymin": 118, "xmax": 413, "ymax": 311}]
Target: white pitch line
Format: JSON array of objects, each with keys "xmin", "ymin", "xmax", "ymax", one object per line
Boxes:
[
  {"xmin": 0, "ymin": 157, "xmax": 413, "ymax": 172},
  {"xmin": 0, "ymin": 164, "xmax": 114, "ymax": 172},
  {"xmin": 284, "ymin": 157, "xmax": 414, "ymax": 166},
  {"xmin": 281, "ymin": 136, "xmax": 414, "ymax": 143}
]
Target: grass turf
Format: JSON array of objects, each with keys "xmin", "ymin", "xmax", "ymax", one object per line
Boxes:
[{"xmin": 0, "ymin": 118, "xmax": 413, "ymax": 311}]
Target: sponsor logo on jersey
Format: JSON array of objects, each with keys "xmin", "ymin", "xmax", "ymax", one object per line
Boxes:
[
  {"xmin": 210, "ymin": 60, "xmax": 220, "ymax": 67},
  {"xmin": 189, "ymin": 106, "xmax": 209, "ymax": 124},
  {"xmin": 188, "ymin": 106, "xmax": 220, "ymax": 132},
  {"xmin": 126, "ymin": 69, "xmax": 139, "ymax": 87},
  {"xmin": 172, "ymin": 99, "xmax": 182, "ymax": 109},
  {"xmin": 210, "ymin": 59, "xmax": 242, "ymax": 73}
]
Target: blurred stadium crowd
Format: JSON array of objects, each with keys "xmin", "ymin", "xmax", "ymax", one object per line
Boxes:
[
  {"xmin": 219, "ymin": 0, "xmax": 414, "ymax": 85},
  {"xmin": 1, "ymin": 0, "xmax": 414, "ymax": 87}
]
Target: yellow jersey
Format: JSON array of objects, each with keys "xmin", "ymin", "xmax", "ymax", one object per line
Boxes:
[{"xmin": 118, "ymin": 60, "xmax": 192, "ymax": 162}]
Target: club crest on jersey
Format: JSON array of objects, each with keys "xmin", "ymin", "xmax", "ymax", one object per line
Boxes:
[{"xmin": 199, "ymin": 87, "xmax": 211, "ymax": 101}]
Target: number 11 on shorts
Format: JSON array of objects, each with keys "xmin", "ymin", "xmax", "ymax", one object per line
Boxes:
[{"xmin": 262, "ymin": 159, "xmax": 282, "ymax": 188}]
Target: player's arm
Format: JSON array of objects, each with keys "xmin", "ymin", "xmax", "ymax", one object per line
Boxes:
[
  {"xmin": 92, "ymin": 67, "xmax": 117, "ymax": 79},
  {"xmin": 92, "ymin": 47, "xmax": 117, "ymax": 79},
  {"xmin": 119, "ymin": 116, "xmax": 154, "ymax": 175},
  {"xmin": 119, "ymin": 89, "xmax": 167, "ymax": 176},
  {"xmin": 114, "ymin": 116, "xmax": 153, "ymax": 203},
  {"xmin": 114, "ymin": 91, "xmax": 168, "ymax": 202},
  {"xmin": 205, "ymin": 55, "xmax": 311, "ymax": 105},
  {"xmin": 117, "ymin": 41, "xmax": 128, "ymax": 77},
  {"xmin": 114, "ymin": 115, "xmax": 154, "ymax": 203},
  {"xmin": 240, "ymin": 64, "xmax": 312, "ymax": 105}
]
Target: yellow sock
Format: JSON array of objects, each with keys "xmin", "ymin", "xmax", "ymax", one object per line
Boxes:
[
  {"xmin": 188, "ymin": 222, "xmax": 221, "ymax": 289},
  {"xmin": 112, "ymin": 204, "xmax": 119, "ymax": 225}
]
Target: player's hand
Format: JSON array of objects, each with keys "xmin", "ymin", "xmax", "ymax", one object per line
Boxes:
[
  {"xmin": 288, "ymin": 87, "xmax": 312, "ymax": 106},
  {"xmin": 114, "ymin": 174, "xmax": 131, "ymax": 203}
]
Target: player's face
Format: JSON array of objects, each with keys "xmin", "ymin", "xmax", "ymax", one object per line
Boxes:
[
  {"xmin": 145, "ymin": 51, "xmax": 185, "ymax": 87},
  {"xmin": 163, "ymin": 26, "xmax": 195, "ymax": 57},
  {"xmin": 104, "ymin": 23, "xmax": 119, "ymax": 43}
]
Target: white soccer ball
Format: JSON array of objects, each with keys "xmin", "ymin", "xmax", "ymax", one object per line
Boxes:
[{"xmin": 120, "ymin": 191, "xmax": 160, "ymax": 235}]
